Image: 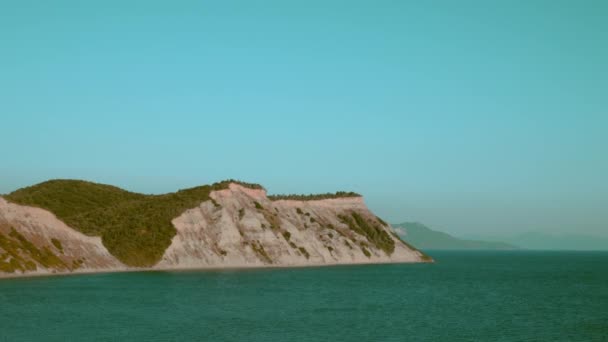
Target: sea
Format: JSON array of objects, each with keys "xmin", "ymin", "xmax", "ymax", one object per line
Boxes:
[{"xmin": 0, "ymin": 251, "xmax": 606, "ymax": 341}]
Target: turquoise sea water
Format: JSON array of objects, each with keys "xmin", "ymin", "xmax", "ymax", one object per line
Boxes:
[{"xmin": 0, "ymin": 251, "xmax": 607, "ymax": 341}]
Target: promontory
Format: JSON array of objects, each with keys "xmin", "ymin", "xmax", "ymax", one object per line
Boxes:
[{"xmin": 0, "ymin": 180, "xmax": 431, "ymax": 277}]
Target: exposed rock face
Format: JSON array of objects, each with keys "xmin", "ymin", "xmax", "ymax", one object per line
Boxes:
[
  {"xmin": 0, "ymin": 197, "xmax": 125, "ymax": 277},
  {"xmin": 157, "ymin": 184, "xmax": 426, "ymax": 268},
  {"xmin": 0, "ymin": 183, "xmax": 428, "ymax": 278}
]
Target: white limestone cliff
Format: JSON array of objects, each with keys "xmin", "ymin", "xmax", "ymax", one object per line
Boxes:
[{"xmin": 157, "ymin": 183, "xmax": 426, "ymax": 269}]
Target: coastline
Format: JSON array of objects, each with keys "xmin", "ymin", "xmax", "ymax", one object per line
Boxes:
[{"xmin": 0, "ymin": 258, "xmax": 434, "ymax": 281}]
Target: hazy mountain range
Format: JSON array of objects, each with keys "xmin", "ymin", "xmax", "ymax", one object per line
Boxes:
[
  {"xmin": 394, "ymin": 222, "xmax": 608, "ymax": 251},
  {"xmin": 392, "ymin": 222, "xmax": 517, "ymax": 250}
]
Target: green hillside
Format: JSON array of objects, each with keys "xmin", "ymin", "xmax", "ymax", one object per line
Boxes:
[
  {"xmin": 4, "ymin": 179, "xmax": 260, "ymax": 267},
  {"xmin": 268, "ymin": 192, "xmax": 361, "ymax": 201},
  {"xmin": 393, "ymin": 222, "xmax": 517, "ymax": 250}
]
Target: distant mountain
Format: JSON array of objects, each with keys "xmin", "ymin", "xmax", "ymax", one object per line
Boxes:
[
  {"xmin": 502, "ymin": 232, "xmax": 608, "ymax": 251},
  {"xmin": 392, "ymin": 222, "xmax": 518, "ymax": 250}
]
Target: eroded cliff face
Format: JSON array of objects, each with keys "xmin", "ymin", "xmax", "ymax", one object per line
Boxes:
[
  {"xmin": 0, "ymin": 197, "xmax": 125, "ymax": 277},
  {"xmin": 157, "ymin": 184, "xmax": 426, "ymax": 269},
  {"xmin": 0, "ymin": 183, "xmax": 428, "ymax": 278}
]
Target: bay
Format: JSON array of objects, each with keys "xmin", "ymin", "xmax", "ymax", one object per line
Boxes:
[{"xmin": 1, "ymin": 251, "xmax": 606, "ymax": 341}]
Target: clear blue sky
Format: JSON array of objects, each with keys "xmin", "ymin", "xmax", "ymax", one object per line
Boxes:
[{"xmin": 1, "ymin": 1, "xmax": 607, "ymax": 237}]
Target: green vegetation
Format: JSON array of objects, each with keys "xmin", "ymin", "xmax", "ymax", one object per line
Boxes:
[
  {"xmin": 338, "ymin": 212, "xmax": 395, "ymax": 255},
  {"xmin": 420, "ymin": 254, "xmax": 434, "ymax": 262},
  {"xmin": 323, "ymin": 221, "xmax": 350, "ymax": 240},
  {"xmin": 51, "ymin": 238, "xmax": 63, "ymax": 252},
  {"xmin": 0, "ymin": 257, "xmax": 22, "ymax": 273},
  {"xmin": 249, "ymin": 240, "xmax": 272, "ymax": 264},
  {"xmin": 5, "ymin": 180, "xmax": 144, "ymax": 223},
  {"xmin": 298, "ymin": 247, "xmax": 310, "ymax": 259},
  {"xmin": 4, "ymin": 179, "xmax": 261, "ymax": 267},
  {"xmin": 238, "ymin": 208, "xmax": 245, "ymax": 220},
  {"xmin": 281, "ymin": 231, "xmax": 291, "ymax": 241},
  {"xmin": 210, "ymin": 198, "xmax": 221, "ymax": 208},
  {"xmin": 296, "ymin": 208, "xmax": 304, "ymax": 215},
  {"xmin": 253, "ymin": 201, "xmax": 264, "ymax": 210},
  {"xmin": 0, "ymin": 226, "xmax": 68, "ymax": 273},
  {"xmin": 71, "ymin": 258, "xmax": 84, "ymax": 269},
  {"xmin": 260, "ymin": 208, "xmax": 281, "ymax": 231},
  {"xmin": 269, "ymin": 192, "xmax": 361, "ymax": 201},
  {"xmin": 225, "ymin": 180, "xmax": 264, "ymax": 190}
]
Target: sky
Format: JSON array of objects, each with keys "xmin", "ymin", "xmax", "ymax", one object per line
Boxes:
[{"xmin": 1, "ymin": 1, "xmax": 607, "ymax": 238}]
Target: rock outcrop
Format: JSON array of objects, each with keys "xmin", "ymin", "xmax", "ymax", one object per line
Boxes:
[
  {"xmin": 158, "ymin": 184, "xmax": 426, "ymax": 268},
  {"xmin": 0, "ymin": 197, "xmax": 125, "ymax": 276}
]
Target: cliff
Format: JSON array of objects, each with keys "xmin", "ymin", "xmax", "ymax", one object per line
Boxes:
[{"xmin": 0, "ymin": 180, "xmax": 430, "ymax": 278}]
